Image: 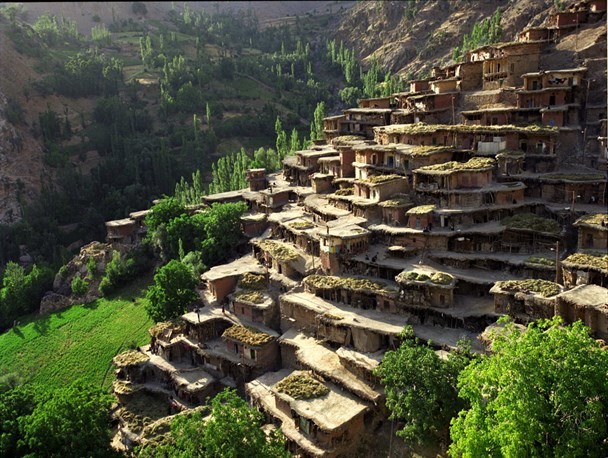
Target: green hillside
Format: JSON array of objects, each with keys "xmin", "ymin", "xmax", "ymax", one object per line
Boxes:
[{"xmin": 0, "ymin": 276, "xmax": 152, "ymax": 390}]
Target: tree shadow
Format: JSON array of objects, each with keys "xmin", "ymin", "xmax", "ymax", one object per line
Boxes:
[
  {"xmin": 11, "ymin": 326, "xmax": 24, "ymax": 339},
  {"xmin": 33, "ymin": 318, "xmax": 50, "ymax": 336}
]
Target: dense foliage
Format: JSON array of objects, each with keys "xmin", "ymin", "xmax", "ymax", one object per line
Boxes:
[
  {"xmin": 452, "ymin": 8, "xmax": 502, "ymax": 62},
  {"xmin": 449, "ymin": 317, "xmax": 608, "ymax": 457},
  {"xmin": 0, "ymin": 262, "xmax": 54, "ymax": 331},
  {"xmin": 138, "ymin": 389, "xmax": 289, "ymax": 457},
  {"xmin": 0, "ymin": 381, "xmax": 116, "ymax": 458},
  {"xmin": 145, "ymin": 259, "xmax": 198, "ymax": 322},
  {"xmin": 374, "ymin": 326, "xmax": 472, "ymax": 448}
]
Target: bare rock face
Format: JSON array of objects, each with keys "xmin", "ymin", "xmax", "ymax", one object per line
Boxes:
[{"xmin": 39, "ymin": 292, "xmax": 72, "ymax": 315}]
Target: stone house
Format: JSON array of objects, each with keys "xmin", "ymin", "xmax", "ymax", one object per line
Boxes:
[
  {"xmin": 105, "ymin": 218, "xmax": 138, "ymax": 245},
  {"xmin": 246, "ymin": 369, "xmax": 368, "ymax": 458},
  {"xmin": 561, "ymin": 251, "xmax": 608, "ymax": 288},
  {"xmin": 283, "ymin": 145, "xmax": 338, "ymax": 186},
  {"xmin": 319, "ymin": 224, "xmax": 370, "ymax": 274},
  {"xmin": 221, "ymin": 324, "xmax": 280, "ymax": 373},
  {"xmin": 322, "ymin": 115, "xmax": 347, "ymax": 141},
  {"xmin": 246, "ymin": 168, "xmax": 268, "ymax": 192},
  {"xmin": 574, "ymin": 213, "xmax": 608, "ymax": 250},
  {"xmin": 341, "ymin": 108, "xmax": 393, "ymax": 139},
  {"xmin": 395, "ymin": 270, "xmax": 456, "ymax": 308},
  {"xmin": 490, "ymin": 280, "xmax": 562, "ymax": 323},
  {"xmin": 378, "ymin": 195, "xmax": 414, "ymax": 226},
  {"xmin": 540, "ymin": 173, "xmax": 606, "ymax": 204},
  {"xmin": 555, "ymin": 284, "xmax": 608, "ymax": 340},
  {"xmin": 201, "ymin": 257, "xmax": 265, "ymax": 303},
  {"xmin": 353, "ymin": 175, "xmax": 409, "ymax": 202}
]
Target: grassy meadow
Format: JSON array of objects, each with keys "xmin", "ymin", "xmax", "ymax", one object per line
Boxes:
[{"xmin": 0, "ymin": 276, "xmax": 153, "ymax": 390}]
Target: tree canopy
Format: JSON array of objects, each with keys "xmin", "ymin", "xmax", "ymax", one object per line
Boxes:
[
  {"xmin": 0, "ymin": 381, "xmax": 116, "ymax": 458},
  {"xmin": 374, "ymin": 326, "xmax": 471, "ymax": 448},
  {"xmin": 138, "ymin": 389, "xmax": 289, "ymax": 457},
  {"xmin": 449, "ymin": 317, "xmax": 608, "ymax": 457},
  {"xmin": 145, "ymin": 260, "xmax": 198, "ymax": 322}
]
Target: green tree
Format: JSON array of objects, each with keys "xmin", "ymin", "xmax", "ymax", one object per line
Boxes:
[
  {"xmin": 20, "ymin": 381, "xmax": 115, "ymax": 457},
  {"xmin": 449, "ymin": 317, "xmax": 608, "ymax": 457},
  {"xmin": 310, "ymin": 101, "xmax": 325, "ymax": 141},
  {"xmin": 144, "ymin": 197, "xmax": 187, "ymax": 234},
  {"xmin": 202, "ymin": 389, "xmax": 289, "ymax": 457},
  {"xmin": 374, "ymin": 326, "xmax": 471, "ymax": 448},
  {"xmin": 145, "ymin": 260, "xmax": 197, "ymax": 322}
]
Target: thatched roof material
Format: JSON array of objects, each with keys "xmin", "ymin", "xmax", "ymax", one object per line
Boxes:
[
  {"xmin": 113, "ymin": 350, "xmax": 150, "ymax": 367},
  {"xmin": 494, "ymin": 279, "xmax": 562, "ymax": 298},
  {"xmin": 274, "ymin": 372, "xmax": 329, "ymax": 400},
  {"xmin": 223, "ymin": 325, "xmax": 274, "ymax": 346}
]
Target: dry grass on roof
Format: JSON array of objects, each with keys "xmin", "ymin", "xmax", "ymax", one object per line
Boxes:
[
  {"xmin": 238, "ymin": 272, "xmax": 266, "ymax": 290},
  {"xmin": 577, "ymin": 214, "xmax": 608, "ymax": 226},
  {"xmin": 334, "ymin": 187, "xmax": 354, "ymax": 196},
  {"xmin": 258, "ymin": 240, "xmax": 299, "ymax": 262},
  {"xmin": 274, "ymin": 372, "xmax": 329, "ymax": 400},
  {"xmin": 417, "ymin": 157, "xmax": 495, "ymax": 172},
  {"xmin": 380, "ymin": 196, "xmax": 412, "ymax": 207},
  {"xmin": 562, "ymin": 252, "xmax": 608, "ymax": 271},
  {"xmin": 304, "ymin": 275, "xmax": 394, "ymax": 294},
  {"xmin": 542, "ymin": 173, "xmax": 605, "ymax": 182},
  {"xmin": 496, "ymin": 149, "xmax": 525, "ymax": 157},
  {"xmin": 332, "ymin": 135, "xmax": 366, "ymax": 142},
  {"xmin": 409, "ymin": 145, "xmax": 454, "ymax": 156},
  {"xmin": 525, "ymin": 256, "xmax": 556, "ymax": 267},
  {"xmin": 289, "ymin": 221, "xmax": 315, "ymax": 230},
  {"xmin": 396, "ymin": 271, "xmax": 454, "ymax": 285},
  {"xmin": 496, "ymin": 279, "xmax": 561, "ymax": 297},
  {"xmin": 363, "ymin": 174, "xmax": 404, "ymax": 184},
  {"xmin": 113, "ymin": 350, "xmax": 149, "ymax": 367},
  {"xmin": 381, "ymin": 122, "xmax": 558, "ymax": 136},
  {"xmin": 406, "ymin": 204, "xmax": 436, "ymax": 214},
  {"xmin": 502, "ymin": 213, "xmax": 560, "ymax": 234},
  {"xmin": 234, "ymin": 291, "xmax": 265, "ymax": 304},
  {"xmin": 149, "ymin": 321, "xmax": 183, "ymax": 339},
  {"xmin": 223, "ymin": 325, "xmax": 273, "ymax": 346}
]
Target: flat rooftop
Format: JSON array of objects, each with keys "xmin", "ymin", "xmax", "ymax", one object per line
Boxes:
[{"xmin": 201, "ymin": 255, "xmax": 265, "ymax": 282}]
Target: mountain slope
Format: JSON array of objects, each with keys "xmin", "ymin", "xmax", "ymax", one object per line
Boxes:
[{"xmin": 332, "ymin": 0, "xmax": 555, "ymax": 77}]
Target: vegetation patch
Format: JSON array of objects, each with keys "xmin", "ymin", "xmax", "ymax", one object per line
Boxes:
[
  {"xmin": 417, "ymin": 157, "xmax": 495, "ymax": 173},
  {"xmin": 237, "ymin": 273, "xmax": 266, "ymax": 291},
  {"xmin": 496, "ymin": 279, "xmax": 561, "ymax": 298},
  {"xmin": 525, "ymin": 256, "xmax": 556, "ymax": 267},
  {"xmin": 0, "ymin": 277, "xmax": 152, "ymax": 389},
  {"xmin": 502, "ymin": 214, "xmax": 560, "ymax": 234},
  {"xmin": 334, "ymin": 187, "xmax": 354, "ymax": 196},
  {"xmin": 274, "ymin": 372, "xmax": 329, "ymax": 399},
  {"xmin": 304, "ymin": 275, "xmax": 395, "ymax": 294},
  {"xmin": 258, "ymin": 240, "xmax": 299, "ymax": 262},
  {"xmin": 223, "ymin": 325, "xmax": 273, "ymax": 346},
  {"xmin": 562, "ymin": 252, "xmax": 608, "ymax": 271}
]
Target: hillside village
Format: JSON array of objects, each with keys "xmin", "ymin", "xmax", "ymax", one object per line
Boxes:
[{"xmin": 59, "ymin": 1, "xmax": 608, "ymax": 456}]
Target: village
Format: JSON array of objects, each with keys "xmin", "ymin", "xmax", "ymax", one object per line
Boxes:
[{"xmin": 106, "ymin": 1, "xmax": 608, "ymax": 456}]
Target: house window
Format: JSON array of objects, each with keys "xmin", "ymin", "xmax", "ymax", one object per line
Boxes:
[
  {"xmin": 234, "ymin": 343, "xmax": 239, "ymax": 354},
  {"xmin": 249, "ymin": 349, "xmax": 256, "ymax": 360},
  {"xmin": 299, "ymin": 417, "xmax": 311, "ymax": 435}
]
